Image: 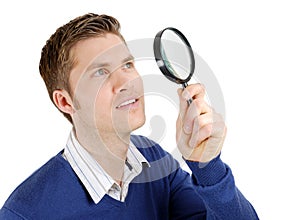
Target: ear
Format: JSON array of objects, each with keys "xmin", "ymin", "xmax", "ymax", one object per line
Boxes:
[{"xmin": 53, "ymin": 90, "xmax": 75, "ymax": 115}]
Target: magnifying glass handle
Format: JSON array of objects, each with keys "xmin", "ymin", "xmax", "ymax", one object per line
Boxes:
[{"xmin": 182, "ymin": 82, "xmax": 193, "ymax": 106}]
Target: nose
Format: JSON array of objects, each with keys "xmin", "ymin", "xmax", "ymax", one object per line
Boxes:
[{"xmin": 111, "ymin": 68, "xmax": 139, "ymax": 94}]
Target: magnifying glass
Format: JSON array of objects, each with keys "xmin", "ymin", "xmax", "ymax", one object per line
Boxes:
[{"xmin": 153, "ymin": 27, "xmax": 195, "ymax": 105}]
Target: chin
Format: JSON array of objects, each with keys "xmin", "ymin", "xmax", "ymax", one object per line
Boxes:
[{"xmin": 130, "ymin": 113, "xmax": 146, "ymax": 131}]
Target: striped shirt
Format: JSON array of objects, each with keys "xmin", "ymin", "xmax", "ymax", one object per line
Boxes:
[{"xmin": 63, "ymin": 129, "xmax": 150, "ymax": 204}]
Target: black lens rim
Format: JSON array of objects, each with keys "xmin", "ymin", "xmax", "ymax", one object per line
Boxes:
[{"xmin": 153, "ymin": 27, "xmax": 195, "ymax": 84}]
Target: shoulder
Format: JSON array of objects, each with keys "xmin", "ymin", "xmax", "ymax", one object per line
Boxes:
[
  {"xmin": 2, "ymin": 151, "xmax": 77, "ymax": 217},
  {"xmin": 13, "ymin": 151, "xmax": 74, "ymax": 190}
]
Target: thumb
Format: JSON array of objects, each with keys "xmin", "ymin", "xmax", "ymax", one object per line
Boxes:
[{"xmin": 177, "ymin": 88, "xmax": 188, "ymax": 120}]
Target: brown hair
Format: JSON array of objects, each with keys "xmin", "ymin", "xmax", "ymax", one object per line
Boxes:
[{"xmin": 39, "ymin": 13, "xmax": 123, "ymax": 123}]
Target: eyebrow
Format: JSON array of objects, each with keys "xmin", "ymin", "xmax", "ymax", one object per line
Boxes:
[
  {"xmin": 85, "ymin": 54, "xmax": 135, "ymax": 73},
  {"xmin": 122, "ymin": 54, "xmax": 135, "ymax": 63}
]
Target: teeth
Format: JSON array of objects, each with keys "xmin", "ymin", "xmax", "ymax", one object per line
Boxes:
[{"xmin": 117, "ymin": 99, "xmax": 136, "ymax": 108}]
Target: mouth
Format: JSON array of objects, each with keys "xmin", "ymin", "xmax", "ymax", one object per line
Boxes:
[{"xmin": 116, "ymin": 98, "xmax": 139, "ymax": 110}]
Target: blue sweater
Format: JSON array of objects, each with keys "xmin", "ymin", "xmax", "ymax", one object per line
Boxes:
[{"xmin": 0, "ymin": 135, "xmax": 258, "ymax": 219}]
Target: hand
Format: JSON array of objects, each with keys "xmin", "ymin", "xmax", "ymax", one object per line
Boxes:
[{"xmin": 176, "ymin": 83, "xmax": 226, "ymax": 163}]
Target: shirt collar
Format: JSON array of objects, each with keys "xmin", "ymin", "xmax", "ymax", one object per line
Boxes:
[{"xmin": 64, "ymin": 129, "xmax": 149, "ymax": 204}]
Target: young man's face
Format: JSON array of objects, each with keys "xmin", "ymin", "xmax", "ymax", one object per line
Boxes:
[{"xmin": 68, "ymin": 33, "xmax": 145, "ymax": 139}]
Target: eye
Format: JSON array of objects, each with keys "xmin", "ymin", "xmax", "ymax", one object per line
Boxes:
[
  {"xmin": 94, "ymin": 68, "xmax": 109, "ymax": 76},
  {"xmin": 124, "ymin": 61, "xmax": 134, "ymax": 69}
]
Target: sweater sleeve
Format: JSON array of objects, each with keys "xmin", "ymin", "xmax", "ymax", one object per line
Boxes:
[
  {"xmin": 132, "ymin": 135, "xmax": 259, "ymax": 219},
  {"xmin": 183, "ymin": 154, "xmax": 259, "ymax": 219}
]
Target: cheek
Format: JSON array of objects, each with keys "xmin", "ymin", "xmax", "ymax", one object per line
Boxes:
[
  {"xmin": 134, "ymin": 75, "xmax": 144, "ymax": 91},
  {"xmin": 74, "ymin": 85, "xmax": 112, "ymax": 123},
  {"xmin": 94, "ymin": 89, "xmax": 114, "ymax": 118}
]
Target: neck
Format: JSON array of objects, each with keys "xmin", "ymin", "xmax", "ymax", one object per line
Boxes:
[{"xmin": 73, "ymin": 126, "xmax": 131, "ymax": 183}]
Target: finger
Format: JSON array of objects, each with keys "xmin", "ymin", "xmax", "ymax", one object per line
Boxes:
[
  {"xmin": 178, "ymin": 83, "xmax": 206, "ymax": 122},
  {"xmin": 191, "ymin": 112, "xmax": 214, "ymax": 130},
  {"xmin": 183, "ymin": 98, "xmax": 212, "ymax": 134},
  {"xmin": 197, "ymin": 125, "xmax": 226, "ymax": 162},
  {"xmin": 182, "ymin": 83, "xmax": 206, "ymax": 101},
  {"xmin": 189, "ymin": 121, "xmax": 213, "ymax": 148},
  {"xmin": 188, "ymin": 117, "xmax": 225, "ymax": 148},
  {"xmin": 176, "ymin": 113, "xmax": 183, "ymax": 142},
  {"xmin": 177, "ymin": 88, "xmax": 189, "ymax": 120}
]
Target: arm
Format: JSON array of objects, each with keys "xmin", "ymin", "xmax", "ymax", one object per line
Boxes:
[
  {"xmin": 186, "ymin": 155, "xmax": 258, "ymax": 219},
  {"xmin": 173, "ymin": 83, "xmax": 258, "ymax": 219},
  {"xmin": 168, "ymin": 154, "xmax": 258, "ymax": 219}
]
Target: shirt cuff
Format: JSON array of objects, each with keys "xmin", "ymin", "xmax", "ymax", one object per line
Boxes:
[{"xmin": 185, "ymin": 154, "xmax": 227, "ymax": 187}]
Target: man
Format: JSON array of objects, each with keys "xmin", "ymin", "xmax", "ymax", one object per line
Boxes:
[{"xmin": 0, "ymin": 13, "xmax": 258, "ymax": 219}]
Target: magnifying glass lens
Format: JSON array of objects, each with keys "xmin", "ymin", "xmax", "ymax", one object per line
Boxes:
[
  {"xmin": 160, "ymin": 29, "xmax": 192, "ymax": 81},
  {"xmin": 154, "ymin": 27, "xmax": 195, "ymax": 105}
]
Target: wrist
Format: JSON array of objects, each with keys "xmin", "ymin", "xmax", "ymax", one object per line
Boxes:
[{"xmin": 185, "ymin": 154, "xmax": 227, "ymax": 186}]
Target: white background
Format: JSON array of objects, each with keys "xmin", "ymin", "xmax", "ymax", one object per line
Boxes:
[{"xmin": 1, "ymin": 0, "xmax": 300, "ymax": 219}]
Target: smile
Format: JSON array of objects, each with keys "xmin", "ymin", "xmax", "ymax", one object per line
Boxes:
[{"xmin": 116, "ymin": 98, "xmax": 138, "ymax": 109}]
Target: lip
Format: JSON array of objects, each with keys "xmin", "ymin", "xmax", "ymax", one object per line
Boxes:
[{"xmin": 115, "ymin": 97, "xmax": 140, "ymax": 110}]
